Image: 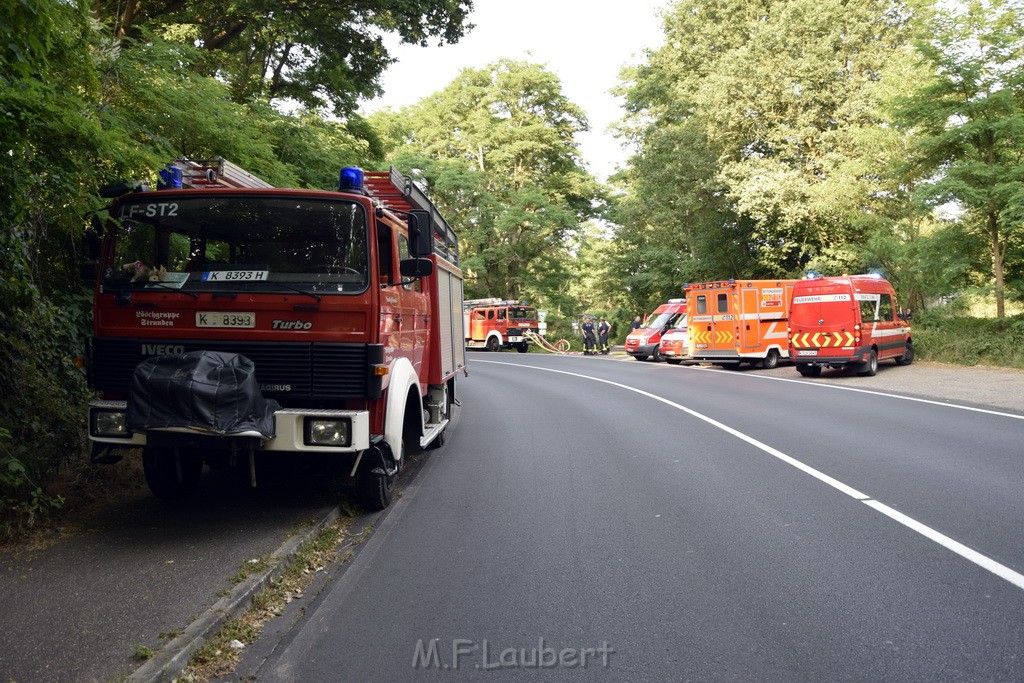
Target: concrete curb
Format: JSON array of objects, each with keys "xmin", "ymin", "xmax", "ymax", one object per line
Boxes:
[{"xmin": 128, "ymin": 506, "xmax": 341, "ymax": 682}]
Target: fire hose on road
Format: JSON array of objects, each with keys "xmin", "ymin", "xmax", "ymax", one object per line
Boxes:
[{"xmin": 524, "ymin": 331, "xmax": 571, "ymax": 354}]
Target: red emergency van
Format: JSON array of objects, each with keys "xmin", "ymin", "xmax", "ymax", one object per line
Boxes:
[
  {"xmin": 624, "ymin": 299, "xmax": 687, "ymax": 361},
  {"xmin": 788, "ymin": 274, "xmax": 913, "ymax": 377}
]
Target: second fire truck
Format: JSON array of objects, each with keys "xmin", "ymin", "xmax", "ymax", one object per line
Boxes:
[{"xmin": 463, "ymin": 298, "xmax": 540, "ymax": 352}]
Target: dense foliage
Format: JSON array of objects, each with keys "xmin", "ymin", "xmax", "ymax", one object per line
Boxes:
[
  {"xmin": 369, "ymin": 59, "xmax": 605, "ymax": 312},
  {"xmin": 607, "ymin": 0, "xmax": 1024, "ymax": 317}
]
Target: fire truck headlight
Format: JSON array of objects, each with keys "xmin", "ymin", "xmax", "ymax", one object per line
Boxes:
[
  {"xmin": 304, "ymin": 418, "xmax": 351, "ymax": 447},
  {"xmin": 92, "ymin": 410, "xmax": 130, "ymax": 438}
]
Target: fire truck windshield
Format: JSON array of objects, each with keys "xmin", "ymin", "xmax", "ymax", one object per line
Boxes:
[
  {"xmin": 103, "ymin": 196, "xmax": 369, "ymax": 293},
  {"xmin": 509, "ymin": 307, "xmax": 537, "ymax": 320}
]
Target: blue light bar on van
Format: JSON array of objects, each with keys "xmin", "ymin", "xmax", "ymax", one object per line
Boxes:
[
  {"xmin": 339, "ymin": 167, "xmax": 364, "ymax": 192},
  {"xmin": 157, "ymin": 165, "xmax": 183, "ymax": 190}
]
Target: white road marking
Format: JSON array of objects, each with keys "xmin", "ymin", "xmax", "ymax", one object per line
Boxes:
[
  {"xmin": 685, "ymin": 364, "xmax": 1024, "ymax": 420},
  {"xmin": 477, "ymin": 359, "xmax": 1024, "ymax": 592}
]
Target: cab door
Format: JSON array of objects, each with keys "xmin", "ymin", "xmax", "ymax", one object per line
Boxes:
[
  {"xmin": 396, "ymin": 232, "xmax": 430, "ymax": 374},
  {"xmin": 709, "ymin": 288, "xmax": 735, "ymax": 353},
  {"xmin": 740, "ymin": 287, "xmax": 761, "ymax": 351}
]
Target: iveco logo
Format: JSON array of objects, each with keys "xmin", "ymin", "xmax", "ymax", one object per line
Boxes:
[
  {"xmin": 272, "ymin": 320, "xmax": 313, "ymax": 330},
  {"xmin": 142, "ymin": 344, "xmax": 185, "ymax": 356}
]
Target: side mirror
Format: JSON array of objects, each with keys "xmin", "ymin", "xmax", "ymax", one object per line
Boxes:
[
  {"xmin": 407, "ymin": 210, "xmax": 434, "ymax": 257},
  {"xmin": 400, "ymin": 257, "xmax": 434, "ymax": 278}
]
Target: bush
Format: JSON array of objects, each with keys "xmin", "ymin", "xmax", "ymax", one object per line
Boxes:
[{"xmin": 912, "ymin": 311, "xmax": 1024, "ymax": 369}]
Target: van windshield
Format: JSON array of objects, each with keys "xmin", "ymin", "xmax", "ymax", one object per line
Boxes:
[{"xmin": 645, "ymin": 311, "xmax": 685, "ymax": 329}]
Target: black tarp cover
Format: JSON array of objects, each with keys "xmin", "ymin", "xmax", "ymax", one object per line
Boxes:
[{"xmin": 127, "ymin": 351, "xmax": 279, "ymax": 438}]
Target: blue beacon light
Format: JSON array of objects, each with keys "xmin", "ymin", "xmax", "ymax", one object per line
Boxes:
[
  {"xmin": 157, "ymin": 165, "xmax": 183, "ymax": 190},
  {"xmin": 339, "ymin": 167, "xmax": 365, "ymax": 192}
]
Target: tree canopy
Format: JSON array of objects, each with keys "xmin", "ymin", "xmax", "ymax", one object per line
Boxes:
[
  {"xmin": 372, "ymin": 59, "xmax": 605, "ymax": 308},
  {"xmin": 92, "ymin": 0, "xmax": 474, "ymax": 115}
]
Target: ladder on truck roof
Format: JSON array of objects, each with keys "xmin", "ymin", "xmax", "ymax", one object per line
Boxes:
[
  {"xmin": 363, "ymin": 167, "xmax": 459, "ymax": 265},
  {"xmin": 463, "ymin": 298, "xmax": 525, "ymax": 310},
  {"xmin": 167, "ymin": 157, "xmax": 274, "ymax": 189}
]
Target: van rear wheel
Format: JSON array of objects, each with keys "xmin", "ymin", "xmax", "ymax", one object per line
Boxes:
[
  {"xmin": 894, "ymin": 343, "xmax": 915, "ymax": 366},
  {"xmin": 858, "ymin": 349, "xmax": 878, "ymax": 376}
]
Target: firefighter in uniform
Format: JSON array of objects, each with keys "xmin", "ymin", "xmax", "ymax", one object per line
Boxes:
[
  {"xmin": 597, "ymin": 317, "xmax": 610, "ymax": 355},
  {"xmin": 581, "ymin": 317, "xmax": 597, "ymax": 355}
]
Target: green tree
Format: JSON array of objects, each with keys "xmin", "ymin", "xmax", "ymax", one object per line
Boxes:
[
  {"xmin": 92, "ymin": 0, "xmax": 474, "ymax": 115},
  {"xmin": 896, "ymin": 0, "xmax": 1024, "ymax": 318},
  {"xmin": 612, "ymin": 0, "xmax": 926, "ymax": 293},
  {"xmin": 375, "ymin": 59, "xmax": 604, "ymax": 305}
]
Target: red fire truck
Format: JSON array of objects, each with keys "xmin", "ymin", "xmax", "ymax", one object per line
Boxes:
[
  {"xmin": 463, "ymin": 298, "xmax": 540, "ymax": 352},
  {"xmin": 84, "ymin": 158, "xmax": 465, "ymax": 509}
]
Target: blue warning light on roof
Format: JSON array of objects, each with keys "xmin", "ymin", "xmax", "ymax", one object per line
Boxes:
[
  {"xmin": 339, "ymin": 167, "xmax": 364, "ymax": 192},
  {"xmin": 158, "ymin": 165, "xmax": 183, "ymax": 190}
]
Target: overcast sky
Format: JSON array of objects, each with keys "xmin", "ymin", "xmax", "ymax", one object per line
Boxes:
[{"xmin": 362, "ymin": 0, "xmax": 672, "ymax": 181}]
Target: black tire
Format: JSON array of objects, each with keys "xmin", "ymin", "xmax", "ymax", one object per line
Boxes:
[
  {"xmin": 666, "ymin": 358, "xmax": 682, "ymax": 365},
  {"xmin": 797, "ymin": 364, "xmax": 822, "ymax": 377},
  {"xmin": 633, "ymin": 354, "xmax": 648, "ymax": 361},
  {"xmin": 143, "ymin": 446, "xmax": 203, "ymax": 500},
  {"xmin": 486, "ymin": 336, "xmax": 500, "ymax": 352},
  {"xmin": 761, "ymin": 349, "xmax": 780, "ymax": 370},
  {"xmin": 355, "ymin": 466, "xmax": 396, "ymax": 511},
  {"xmin": 650, "ymin": 346, "xmax": 662, "ymax": 362},
  {"xmin": 515, "ymin": 342, "xmax": 529, "ymax": 353},
  {"xmin": 857, "ymin": 349, "xmax": 878, "ymax": 376},
  {"xmin": 894, "ymin": 342, "xmax": 915, "ymax": 366}
]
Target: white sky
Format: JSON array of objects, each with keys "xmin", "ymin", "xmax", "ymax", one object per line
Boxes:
[{"xmin": 361, "ymin": 0, "xmax": 671, "ymax": 181}]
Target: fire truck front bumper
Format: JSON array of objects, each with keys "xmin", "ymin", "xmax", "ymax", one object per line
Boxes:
[{"xmin": 88, "ymin": 400, "xmax": 371, "ymax": 453}]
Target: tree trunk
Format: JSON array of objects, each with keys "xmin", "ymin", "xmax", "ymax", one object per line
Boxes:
[{"xmin": 988, "ymin": 208, "xmax": 1005, "ymax": 320}]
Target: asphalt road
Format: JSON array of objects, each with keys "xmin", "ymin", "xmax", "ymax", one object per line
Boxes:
[
  {"xmin": 236, "ymin": 354, "xmax": 1024, "ymax": 681},
  {"xmin": 0, "ymin": 463, "xmax": 339, "ymax": 682}
]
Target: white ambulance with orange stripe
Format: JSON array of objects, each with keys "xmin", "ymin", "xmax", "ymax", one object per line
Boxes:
[
  {"xmin": 788, "ymin": 274, "xmax": 913, "ymax": 377},
  {"xmin": 686, "ymin": 279, "xmax": 798, "ymax": 368}
]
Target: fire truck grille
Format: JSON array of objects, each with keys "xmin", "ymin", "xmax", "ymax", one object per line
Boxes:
[{"xmin": 89, "ymin": 337, "xmax": 375, "ymax": 401}]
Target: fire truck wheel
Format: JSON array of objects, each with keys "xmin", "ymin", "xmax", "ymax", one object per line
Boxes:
[
  {"xmin": 858, "ymin": 349, "xmax": 878, "ymax": 376},
  {"xmin": 143, "ymin": 446, "xmax": 203, "ymax": 500},
  {"xmin": 761, "ymin": 349, "xmax": 780, "ymax": 370},
  {"xmin": 515, "ymin": 342, "xmax": 529, "ymax": 353},
  {"xmin": 650, "ymin": 347, "xmax": 662, "ymax": 362},
  {"xmin": 355, "ymin": 468, "xmax": 396, "ymax": 511},
  {"xmin": 796, "ymin": 364, "xmax": 822, "ymax": 377},
  {"xmin": 666, "ymin": 358, "xmax": 682, "ymax": 365},
  {"xmin": 633, "ymin": 355, "xmax": 649, "ymax": 361},
  {"xmin": 486, "ymin": 336, "xmax": 501, "ymax": 352},
  {"xmin": 894, "ymin": 343, "xmax": 915, "ymax": 366}
]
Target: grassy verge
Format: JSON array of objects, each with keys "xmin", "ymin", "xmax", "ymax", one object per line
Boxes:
[{"xmin": 913, "ymin": 313, "xmax": 1024, "ymax": 370}]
